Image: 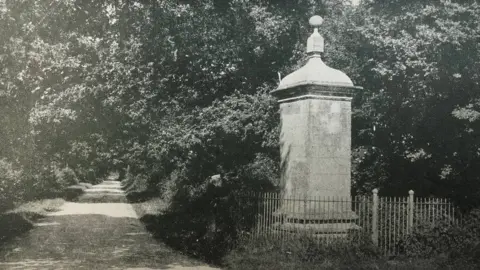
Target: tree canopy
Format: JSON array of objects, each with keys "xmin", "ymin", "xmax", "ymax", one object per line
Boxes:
[{"xmin": 1, "ymin": 0, "xmax": 480, "ymax": 212}]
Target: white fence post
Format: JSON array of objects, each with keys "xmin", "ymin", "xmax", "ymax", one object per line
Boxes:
[
  {"xmin": 372, "ymin": 189, "xmax": 379, "ymax": 246},
  {"xmin": 407, "ymin": 190, "xmax": 414, "ymax": 233}
]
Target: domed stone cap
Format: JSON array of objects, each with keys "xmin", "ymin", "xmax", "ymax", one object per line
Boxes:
[
  {"xmin": 276, "ymin": 57, "xmax": 354, "ymax": 90},
  {"xmin": 272, "ymin": 16, "xmax": 359, "ymax": 98}
]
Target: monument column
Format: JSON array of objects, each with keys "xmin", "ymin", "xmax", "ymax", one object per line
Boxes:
[{"xmin": 271, "ymin": 16, "xmax": 362, "ymax": 235}]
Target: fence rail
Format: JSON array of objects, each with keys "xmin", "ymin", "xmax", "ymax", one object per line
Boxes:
[{"xmin": 234, "ymin": 189, "xmax": 460, "ymax": 256}]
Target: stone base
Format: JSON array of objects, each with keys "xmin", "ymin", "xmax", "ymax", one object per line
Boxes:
[
  {"xmin": 272, "ymin": 221, "xmax": 360, "ymax": 238},
  {"xmin": 273, "ymin": 209, "xmax": 359, "ymax": 223},
  {"xmin": 271, "ymin": 208, "xmax": 360, "ymax": 239}
]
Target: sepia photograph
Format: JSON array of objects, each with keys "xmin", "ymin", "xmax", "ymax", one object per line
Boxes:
[{"xmin": 0, "ymin": 0, "xmax": 479, "ymax": 269}]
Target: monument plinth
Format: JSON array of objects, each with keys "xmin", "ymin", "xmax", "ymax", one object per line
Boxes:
[{"xmin": 271, "ymin": 15, "xmax": 362, "ymax": 236}]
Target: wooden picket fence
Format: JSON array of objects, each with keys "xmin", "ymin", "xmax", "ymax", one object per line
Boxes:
[{"xmin": 234, "ymin": 189, "xmax": 461, "ymax": 256}]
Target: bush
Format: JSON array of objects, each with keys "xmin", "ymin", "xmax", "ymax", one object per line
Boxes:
[
  {"xmin": 64, "ymin": 185, "xmax": 87, "ymax": 201},
  {"xmin": 136, "ymin": 183, "xmax": 260, "ymax": 263},
  {"xmin": 0, "ymin": 159, "xmax": 23, "ymax": 212},
  {"xmin": 125, "ymin": 173, "xmax": 149, "ymax": 194},
  {"xmin": 78, "ymin": 182, "xmax": 93, "ymax": 189},
  {"xmin": 54, "ymin": 166, "xmax": 79, "ymax": 188},
  {"xmin": 130, "ymin": 91, "xmax": 280, "ymax": 262},
  {"xmin": 89, "ymin": 169, "xmax": 103, "ymax": 184},
  {"xmin": 75, "ymin": 168, "xmax": 102, "ymax": 185},
  {"xmin": 0, "ymin": 199, "xmax": 65, "ymax": 243},
  {"xmin": 403, "ymin": 209, "xmax": 480, "ymax": 267},
  {"xmin": 156, "ymin": 168, "xmax": 181, "ymax": 205},
  {"xmin": 121, "ymin": 166, "xmax": 134, "ymax": 189},
  {"xmin": 0, "ymin": 213, "xmax": 34, "ymax": 242},
  {"xmin": 23, "ymin": 163, "xmax": 82, "ymax": 200}
]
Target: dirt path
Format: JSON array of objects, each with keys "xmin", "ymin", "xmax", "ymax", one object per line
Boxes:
[{"xmin": 0, "ymin": 180, "xmax": 220, "ymax": 270}]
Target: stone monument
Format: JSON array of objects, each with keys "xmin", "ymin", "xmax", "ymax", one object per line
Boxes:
[{"xmin": 271, "ymin": 15, "xmax": 362, "ymax": 236}]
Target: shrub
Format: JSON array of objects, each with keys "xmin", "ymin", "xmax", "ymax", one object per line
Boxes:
[
  {"xmin": 64, "ymin": 185, "xmax": 87, "ymax": 201},
  {"xmin": 403, "ymin": 208, "xmax": 480, "ymax": 267},
  {"xmin": 0, "ymin": 159, "xmax": 23, "ymax": 212},
  {"xmin": 26, "ymin": 165, "xmax": 59, "ymax": 200},
  {"xmin": 0, "ymin": 213, "xmax": 34, "ymax": 242},
  {"xmin": 0, "ymin": 199, "xmax": 65, "ymax": 243},
  {"xmin": 78, "ymin": 182, "xmax": 93, "ymax": 189},
  {"xmin": 125, "ymin": 173, "xmax": 149, "ymax": 193},
  {"xmin": 137, "ymin": 183, "xmax": 260, "ymax": 263},
  {"xmin": 124, "ymin": 173, "xmax": 158, "ymax": 202},
  {"xmin": 157, "ymin": 168, "xmax": 181, "ymax": 205},
  {"xmin": 54, "ymin": 166, "xmax": 79, "ymax": 188},
  {"xmin": 24, "ymin": 163, "xmax": 82, "ymax": 200},
  {"xmin": 75, "ymin": 168, "xmax": 101, "ymax": 185},
  {"xmin": 121, "ymin": 166, "xmax": 134, "ymax": 189},
  {"xmin": 8, "ymin": 198, "xmax": 65, "ymax": 217},
  {"xmin": 86, "ymin": 169, "xmax": 102, "ymax": 184}
]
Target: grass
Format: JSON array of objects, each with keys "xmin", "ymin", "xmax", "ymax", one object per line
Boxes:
[
  {"xmin": 224, "ymin": 248, "xmax": 440, "ymax": 269},
  {"xmin": 0, "ymin": 212, "xmax": 215, "ymax": 269},
  {"xmin": 0, "ymin": 184, "xmax": 218, "ymax": 269},
  {"xmin": 77, "ymin": 182, "xmax": 93, "ymax": 189},
  {"xmin": 131, "ymin": 197, "xmax": 169, "ymax": 218},
  {"xmin": 0, "ymin": 198, "xmax": 66, "ymax": 243},
  {"xmin": 221, "ymin": 235, "xmax": 469, "ymax": 270},
  {"xmin": 7, "ymin": 198, "xmax": 65, "ymax": 220},
  {"xmin": 77, "ymin": 193, "xmax": 128, "ymax": 203}
]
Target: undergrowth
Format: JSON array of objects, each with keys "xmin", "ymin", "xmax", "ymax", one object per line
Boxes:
[
  {"xmin": 223, "ymin": 232, "xmax": 387, "ymax": 270},
  {"xmin": 0, "ymin": 198, "xmax": 65, "ymax": 243},
  {"xmin": 402, "ymin": 208, "xmax": 480, "ymax": 269}
]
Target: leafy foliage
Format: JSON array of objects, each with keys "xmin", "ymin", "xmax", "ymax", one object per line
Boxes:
[
  {"xmin": 403, "ymin": 209, "xmax": 480, "ymax": 267},
  {"xmin": 351, "ymin": 1, "xmax": 480, "ymax": 206},
  {"xmin": 2, "ymin": 0, "xmax": 480, "ymax": 263},
  {"xmin": 0, "ymin": 159, "xmax": 23, "ymax": 212}
]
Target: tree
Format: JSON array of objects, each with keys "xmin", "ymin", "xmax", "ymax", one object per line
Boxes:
[{"xmin": 351, "ymin": 0, "xmax": 480, "ymax": 208}]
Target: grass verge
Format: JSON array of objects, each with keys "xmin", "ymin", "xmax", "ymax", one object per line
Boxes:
[
  {"xmin": 8, "ymin": 198, "xmax": 65, "ymax": 217},
  {"xmin": 222, "ymin": 235, "xmax": 479, "ymax": 270},
  {"xmin": 0, "ymin": 198, "xmax": 65, "ymax": 243},
  {"xmin": 131, "ymin": 197, "xmax": 169, "ymax": 218},
  {"xmin": 76, "ymin": 193, "xmax": 128, "ymax": 203}
]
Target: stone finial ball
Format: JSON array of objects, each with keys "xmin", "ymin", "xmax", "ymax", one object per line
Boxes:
[{"xmin": 309, "ymin": 15, "xmax": 323, "ymax": 27}]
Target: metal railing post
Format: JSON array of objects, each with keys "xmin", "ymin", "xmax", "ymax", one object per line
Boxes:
[
  {"xmin": 372, "ymin": 189, "xmax": 379, "ymax": 246},
  {"xmin": 407, "ymin": 190, "xmax": 414, "ymax": 233}
]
